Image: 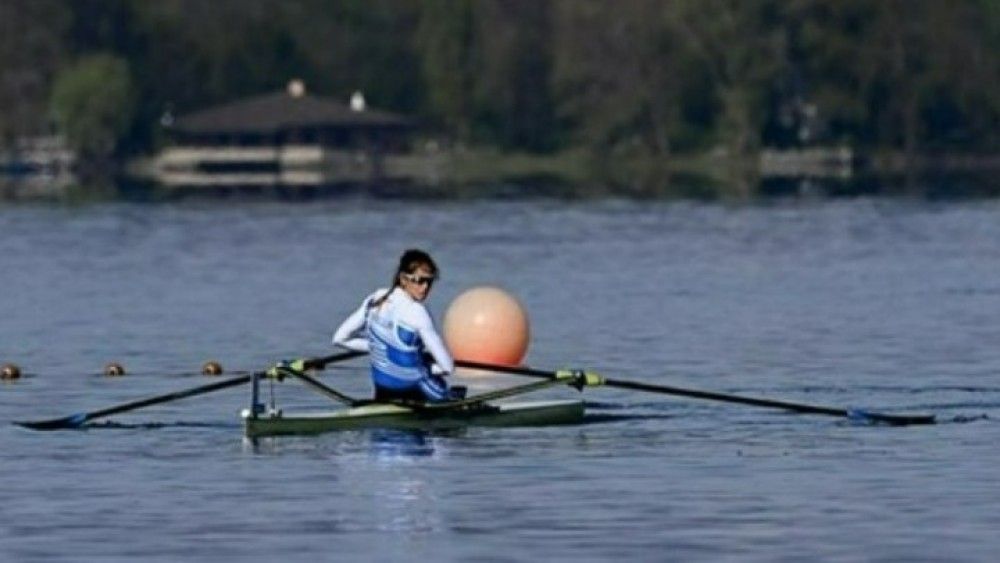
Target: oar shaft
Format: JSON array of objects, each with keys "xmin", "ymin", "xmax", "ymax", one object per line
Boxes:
[
  {"xmin": 459, "ymin": 360, "xmax": 841, "ymax": 413},
  {"xmin": 88, "ymin": 350, "xmax": 365, "ymax": 420},
  {"xmin": 603, "ymin": 377, "xmax": 846, "ymax": 418},
  {"xmin": 458, "ymin": 360, "xmax": 550, "ymax": 378},
  {"xmin": 280, "ymin": 368, "xmax": 357, "ymax": 406},
  {"xmin": 87, "ymin": 374, "xmax": 251, "ymax": 421},
  {"xmin": 455, "ymin": 359, "xmax": 934, "ymax": 426},
  {"xmin": 305, "ymin": 350, "xmax": 366, "ymax": 370},
  {"xmin": 16, "ymin": 350, "xmax": 368, "ymax": 430}
]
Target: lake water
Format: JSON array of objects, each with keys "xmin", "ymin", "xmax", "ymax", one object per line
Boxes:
[{"xmin": 2, "ymin": 195, "xmax": 999, "ymax": 561}]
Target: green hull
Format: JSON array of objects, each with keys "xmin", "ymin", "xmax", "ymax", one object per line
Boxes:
[{"xmin": 242, "ymin": 399, "xmax": 585, "ymax": 437}]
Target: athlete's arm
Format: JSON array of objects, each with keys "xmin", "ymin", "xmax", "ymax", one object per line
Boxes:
[
  {"xmin": 332, "ymin": 298, "xmax": 372, "ymax": 352},
  {"xmin": 413, "ymin": 307, "xmax": 454, "ymax": 375}
]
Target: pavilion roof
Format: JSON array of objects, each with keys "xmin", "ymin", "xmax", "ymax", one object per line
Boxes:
[{"xmin": 172, "ymin": 89, "xmax": 413, "ymax": 135}]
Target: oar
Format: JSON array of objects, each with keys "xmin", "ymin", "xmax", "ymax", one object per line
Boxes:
[
  {"xmin": 14, "ymin": 350, "xmax": 365, "ymax": 431},
  {"xmin": 456, "ymin": 360, "xmax": 936, "ymax": 426},
  {"xmin": 274, "ymin": 365, "xmax": 359, "ymax": 406}
]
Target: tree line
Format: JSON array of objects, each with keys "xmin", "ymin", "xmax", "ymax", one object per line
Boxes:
[{"xmin": 2, "ymin": 0, "xmax": 997, "ymax": 162}]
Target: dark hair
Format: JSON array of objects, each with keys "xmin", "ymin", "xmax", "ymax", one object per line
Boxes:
[
  {"xmin": 396, "ymin": 248, "xmax": 438, "ymax": 279},
  {"xmin": 371, "ymin": 249, "xmax": 438, "ymax": 307}
]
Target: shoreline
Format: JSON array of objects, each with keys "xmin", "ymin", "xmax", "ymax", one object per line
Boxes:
[{"xmin": 4, "ymin": 147, "xmax": 999, "ymax": 202}]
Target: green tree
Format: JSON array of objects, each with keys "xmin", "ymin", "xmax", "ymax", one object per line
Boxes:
[
  {"xmin": 791, "ymin": 0, "xmax": 1000, "ymax": 155},
  {"xmin": 0, "ymin": 0, "xmax": 69, "ymax": 144},
  {"xmin": 918, "ymin": 0, "xmax": 1000, "ymax": 152},
  {"xmin": 473, "ymin": 0, "xmax": 557, "ymax": 151},
  {"xmin": 284, "ymin": 0, "xmax": 424, "ymax": 113},
  {"xmin": 666, "ymin": 0, "xmax": 787, "ymax": 156},
  {"xmin": 6, "ymin": 0, "xmax": 996, "ymax": 163},
  {"xmin": 50, "ymin": 53, "xmax": 136, "ymax": 160},
  {"xmin": 553, "ymin": 1, "xmax": 682, "ymax": 155},
  {"xmin": 416, "ymin": 0, "xmax": 478, "ymax": 141}
]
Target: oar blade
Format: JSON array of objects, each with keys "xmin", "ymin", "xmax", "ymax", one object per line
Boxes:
[
  {"xmin": 847, "ymin": 409, "xmax": 936, "ymax": 426},
  {"xmin": 14, "ymin": 413, "xmax": 89, "ymax": 431}
]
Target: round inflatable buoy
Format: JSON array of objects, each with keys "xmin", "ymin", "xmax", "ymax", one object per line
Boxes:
[{"xmin": 443, "ymin": 286, "xmax": 530, "ymax": 367}]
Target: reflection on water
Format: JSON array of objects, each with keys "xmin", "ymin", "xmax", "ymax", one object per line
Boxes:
[
  {"xmin": 369, "ymin": 429, "xmax": 436, "ymax": 458},
  {"xmin": 366, "ymin": 443, "xmax": 444, "ymax": 536},
  {"xmin": 3, "ymin": 168, "xmax": 999, "ymax": 203},
  {"xmin": 240, "ymin": 429, "xmax": 438, "ymax": 459}
]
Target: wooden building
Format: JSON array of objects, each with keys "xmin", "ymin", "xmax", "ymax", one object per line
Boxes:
[{"xmin": 154, "ymin": 80, "xmax": 417, "ymax": 188}]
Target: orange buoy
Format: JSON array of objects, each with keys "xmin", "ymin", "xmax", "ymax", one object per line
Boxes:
[
  {"xmin": 1, "ymin": 364, "xmax": 21, "ymax": 380},
  {"xmin": 202, "ymin": 361, "xmax": 223, "ymax": 376},
  {"xmin": 104, "ymin": 363, "xmax": 125, "ymax": 376},
  {"xmin": 443, "ymin": 286, "xmax": 530, "ymax": 367}
]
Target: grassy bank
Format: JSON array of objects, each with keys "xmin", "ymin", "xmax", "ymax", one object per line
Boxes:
[{"xmin": 386, "ymin": 146, "xmax": 760, "ymax": 199}]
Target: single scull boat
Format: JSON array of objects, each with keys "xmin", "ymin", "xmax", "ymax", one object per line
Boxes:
[
  {"xmin": 242, "ymin": 400, "xmax": 585, "ymax": 437},
  {"xmin": 240, "ymin": 361, "xmax": 589, "ymax": 437}
]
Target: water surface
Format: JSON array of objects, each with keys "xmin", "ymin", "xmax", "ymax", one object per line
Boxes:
[{"xmin": 2, "ymin": 197, "xmax": 998, "ymax": 561}]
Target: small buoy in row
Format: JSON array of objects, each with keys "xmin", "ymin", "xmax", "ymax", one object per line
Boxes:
[
  {"xmin": 202, "ymin": 361, "xmax": 223, "ymax": 376},
  {"xmin": 1, "ymin": 364, "xmax": 21, "ymax": 380},
  {"xmin": 104, "ymin": 363, "xmax": 126, "ymax": 376}
]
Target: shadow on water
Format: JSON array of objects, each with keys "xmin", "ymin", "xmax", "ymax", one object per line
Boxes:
[
  {"xmin": 578, "ymin": 400, "xmax": 679, "ymax": 424},
  {"xmin": 79, "ymin": 420, "xmax": 239, "ymax": 430},
  {"xmin": 582, "ymin": 412, "xmax": 678, "ymax": 424},
  {"xmin": 947, "ymin": 414, "xmax": 991, "ymax": 424}
]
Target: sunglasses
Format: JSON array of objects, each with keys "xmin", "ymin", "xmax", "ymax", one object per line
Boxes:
[{"xmin": 403, "ymin": 273, "xmax": 437, "ymax": 286}]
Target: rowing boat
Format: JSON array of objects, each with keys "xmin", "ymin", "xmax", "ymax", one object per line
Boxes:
[
  {"xmin": 241, "ymin": 360, "xmax": 588, "ymax": 437},
  {"xmin": 242, "ymin": 399, "xmax": 585, "ymax": 437}
]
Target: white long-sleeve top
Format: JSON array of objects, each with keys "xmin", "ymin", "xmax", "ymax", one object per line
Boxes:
[{"xmin": 332, "ymin": 287, "xmax": 454, "ymax": 384}]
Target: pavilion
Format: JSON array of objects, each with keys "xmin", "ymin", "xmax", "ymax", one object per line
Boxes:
[{"xmin": 155, "ymin": 80, "xmax": 417, "ymax": 188}]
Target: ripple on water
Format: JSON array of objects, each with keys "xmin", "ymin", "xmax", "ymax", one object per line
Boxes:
[{"xmin": 2, "ymin": 199, "xmax": 1000, "ymax": 560}]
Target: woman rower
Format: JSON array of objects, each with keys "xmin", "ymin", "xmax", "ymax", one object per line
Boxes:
[{"xmin": 332, "ymin": 249, "xmax": 463, "ymax": 402}]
